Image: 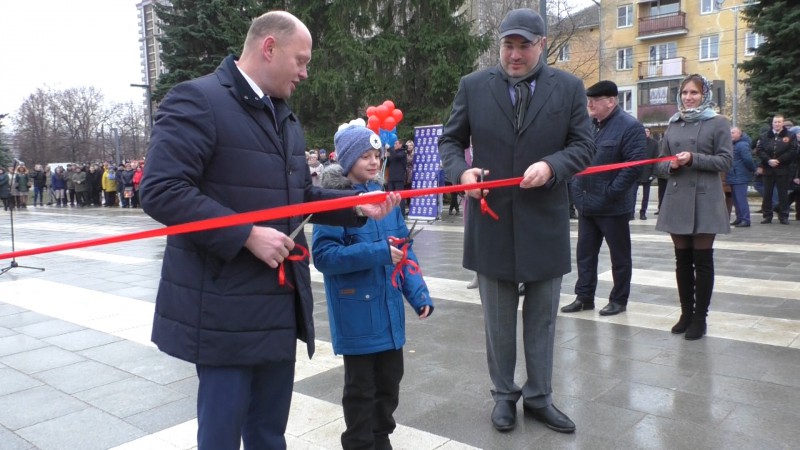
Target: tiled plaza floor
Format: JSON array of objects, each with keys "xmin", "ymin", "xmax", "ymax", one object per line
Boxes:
[{"xmin": 0, "ymin": 200, "xmax": 799, "ymax": 449}]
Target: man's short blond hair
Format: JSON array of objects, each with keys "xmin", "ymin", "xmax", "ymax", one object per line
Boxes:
[{"xmin": 242, "ymin": 11, "xmax": 298, "ymax": 53}]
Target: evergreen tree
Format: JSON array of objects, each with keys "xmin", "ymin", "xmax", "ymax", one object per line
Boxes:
[
  {"xmin": 293, "ymin": 0, "xmax": 489, "ymax": 145},
  {"xmin": 153, "ymin": 0, "xmax": 488, "ymax": 146},
  {"xmin": 153, "ymin": 0, "xmax": 269, "ymax": 101},
  {"xmin": 0, "ymin": 114, "xmax": 12, "ymax": 169},
  {"xmin": 740, "ymin": 0, "xmax": 800, "ymax": 122}
]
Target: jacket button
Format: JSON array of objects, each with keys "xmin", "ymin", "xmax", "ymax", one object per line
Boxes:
[
  {"xmin": 673, "ymin": 181, "xmax": 677, "ymax": 186},
  {"xmin": 365, "ymin": 294, "xmax": 370, "ymax": 299}
]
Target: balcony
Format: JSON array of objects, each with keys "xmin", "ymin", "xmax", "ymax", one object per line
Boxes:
[
  {"xmin": 638, "ymin": 57, "xmax": 686, "ymax": 80},
  {"xmin": 638, "ymin": 12, "xmax": 688, "ymax": 39}
]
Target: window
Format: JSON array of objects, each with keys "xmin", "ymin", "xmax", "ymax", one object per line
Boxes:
[
  {"xmin": 699, "ymin": 35, "xmax": 719, "ymax": 60},
  {"xmin": 745, "ymin": 32, "xmax": 765, "ymax": 56},
  {"xmin": 648, "ymin": 42, "xmax": 677, "ymax": 64},
  {"xmin": 618, "ymin": 90, "xmax": 633, "ymax": 114},
  {"xmin": 558, "ymin": 43, "xmax": 570, "ymax": 62},
  {"xmin": 639, "ymin": 79, "xmax": 682, "ymax": 106},
  {"xmin": 617, "ymin": 5, "xmax": 633, "ymax": 28},
  {"xmin": 650, "ymin": 0, "xmax": 680, "ymax": 17},
  {"xmin": 701, "ymin": 0, "xmax": 720, "ymax": 14},
  {"xmin": 617, "ymin": 47, "xmax": 633, "ymax": 70}
]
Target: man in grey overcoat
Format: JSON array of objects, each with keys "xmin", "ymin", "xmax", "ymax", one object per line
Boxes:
[{"xmin": 439, "ymin": 8, "xmax": 595, "ymax": 434}]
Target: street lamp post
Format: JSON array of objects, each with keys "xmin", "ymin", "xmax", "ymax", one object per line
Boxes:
[
  {"xmin": 718, "ymin": 1, "xmax": 759, "ymax": 127},
  {"xmin": 129, "ymin": 83, "xmax": 153, "ymax": 135}
]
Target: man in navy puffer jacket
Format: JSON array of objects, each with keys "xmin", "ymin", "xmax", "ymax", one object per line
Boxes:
[{"xmin": 563, "ymin": 80, "xmax": 645, "ymax": 316}]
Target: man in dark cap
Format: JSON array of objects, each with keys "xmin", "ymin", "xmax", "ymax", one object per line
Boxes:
[
  {"xmin": 562, "ymin": 80, "xmax": 645, "ymax": 317},
  {"xmin": 439, "ymin": 8, "xmax": 595, "ymax": 434}
]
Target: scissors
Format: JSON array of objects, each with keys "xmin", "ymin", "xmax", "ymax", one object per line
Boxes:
[
  {"xmin": 407, "ymin": 220, "xmax": 423, "ymax": 240},
  {"xmin": 288, "ymin": 214, "xmax": 313, "ymax": 241}
]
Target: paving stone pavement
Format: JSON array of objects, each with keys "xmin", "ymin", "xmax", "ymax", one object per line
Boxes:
[{"xmin": 0, "ymin": 201, "xmax": 799, "ymax": 450}]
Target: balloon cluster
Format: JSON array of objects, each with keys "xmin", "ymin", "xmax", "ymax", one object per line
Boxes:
[{"xmin": 366, "ymin": 100, "xmax": 403, "ymax": 148}]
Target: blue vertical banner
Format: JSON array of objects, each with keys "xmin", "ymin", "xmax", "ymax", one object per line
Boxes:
[{"xmin": 409, "ymin": 125, "xmax": 443, "ymax": 221}]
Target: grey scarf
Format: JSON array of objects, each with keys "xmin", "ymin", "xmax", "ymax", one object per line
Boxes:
[{"xmin": 498, "ymin": 59, "xmax": 544, "ymax": 132}]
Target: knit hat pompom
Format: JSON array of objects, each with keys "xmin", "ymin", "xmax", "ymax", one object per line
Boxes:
[{"xmin": 333, "ymin": 121, "xmax": 382, "ymax": 175}]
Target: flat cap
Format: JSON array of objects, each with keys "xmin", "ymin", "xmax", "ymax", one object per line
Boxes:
[
  {"xmin": 586, "ymin": 80, "xmax": 619, "ymax": 98},
  {"xmin": 499, "ymin": 8, "xmax": 545, "ymax": 42}
]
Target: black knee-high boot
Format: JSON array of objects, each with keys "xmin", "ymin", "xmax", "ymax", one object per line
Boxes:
[
  {"xmin": 686, "ymin": 249, "xmax": 714, "ymax": 340},
  {"xmin": 672, "ymin": 248, "xmax": 695, "ymax": 334}
]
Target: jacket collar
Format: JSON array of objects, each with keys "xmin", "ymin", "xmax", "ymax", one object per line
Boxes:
[
  {"xmin": 488, "ymin": 64, "xmax": 556, "ymax": 130},
  {"xmin": 216, "ymin": 55, "xmax": 286, "ymax": 156}
]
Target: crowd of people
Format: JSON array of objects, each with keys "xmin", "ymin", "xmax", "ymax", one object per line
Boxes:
[{"xmin": 0, "ymin": 161, "xmax": 145, "ymax": 211}]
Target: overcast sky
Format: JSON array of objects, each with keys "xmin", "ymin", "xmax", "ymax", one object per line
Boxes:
[
  {"xmin": 0, "ymin": 0, "xmax": 142, "ymax": 121},
  {"xmin": 0, "ymin": 0, "xmax": 597, "ymax": 128}
]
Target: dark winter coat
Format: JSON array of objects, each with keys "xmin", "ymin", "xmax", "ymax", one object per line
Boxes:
[
  {"xmin": 439, "ymin": 64, "xmax": 595, "ymax": 282},
  {"xmin": 756, "ymin": 127, "xmax": 797, "ymax": 176},
  {"xmin": 312, "ymin": 165, "xmax": 433, "ymax": 356},
  {"xmin": 0, "ymin": 172, "xmax": 9, "ymax": 199},
  {"xmin": 726, "ymin": 133, "xmax": 755, "ymax": 185},
  {"xmin": 638, "ymin": 137, "xmax": 660, "ymax": 183},
  {"xmin": 51, "ymin": 172, "xmax": 67, "ymax": 190},
  {"xmin": 386, "ymin": 145, "xmax": 408, "ymax": 183},
  {"xmin": 571, "ymin": 106, "xmax": 645, "ymax": 216},
  {"xmin": 140, "ymin": 55, "xmax": 364, "ymax": 366},
  {"xmin": 31, "ymin": 170, "xmax": 47, "ymax": 188}
]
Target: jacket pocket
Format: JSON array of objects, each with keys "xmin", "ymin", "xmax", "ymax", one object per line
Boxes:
[{"xmin": 335, "ymin": 283, "xmax": 380, "ymax": 338}]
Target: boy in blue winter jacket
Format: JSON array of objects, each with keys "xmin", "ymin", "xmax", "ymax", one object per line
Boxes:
[{"xmin": 312, "ymin": 122, "xmax": 434, "ymax": 449}]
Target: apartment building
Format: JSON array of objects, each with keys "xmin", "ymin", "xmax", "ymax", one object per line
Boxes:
[
  {"xmin": 599, "ymin": 0, "xmax": 761, "ymax": 131},
  {"xmin": 134, "ymin": 0, "xmax": 169, "ymax": 131}
]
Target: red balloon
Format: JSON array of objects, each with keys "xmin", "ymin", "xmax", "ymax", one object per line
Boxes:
[
  {"xmin": 367, "ymin": 115, "xmax": 380, "ymax": 129},
  {"xmin": 368, "ymin": 122, "xmax": 380, "ymax": 134},
  {"xmin": 382, "ymin": 100, "xmax": 395, "ymax": 112},
  {"xmin": 382, "ymin": 116, "xmax": 397, "ymax": 130},
  {"xmin": 375, "ymin": 105, "xmax": 390, "ymax": 120},
  {"xmin": 366, "ymin": 106, "xmax": 377, "ymax": 117},
  {"xmin": 392, "ymin": 108, "xmax": 403, "ymax": 124}
]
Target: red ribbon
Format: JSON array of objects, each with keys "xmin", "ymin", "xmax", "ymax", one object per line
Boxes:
[
  {"xmin": 388, "ymin": 237, "xmax": 421, "ymax": 288},
  {"xmin": 480, "ymin": 197, "xmax": 499, "ymax": 220},
  {"xmin": 0, "ymin": 156, "xmax": 676, "ymax": 261},
  {"xmin": 277, "ymin": 244, "xmax": 309, "ymax": 287}
]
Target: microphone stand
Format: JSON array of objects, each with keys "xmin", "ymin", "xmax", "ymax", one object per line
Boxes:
[{"xmin": 1, "ymin": 160, "xmax": 45, "ymax": 276}]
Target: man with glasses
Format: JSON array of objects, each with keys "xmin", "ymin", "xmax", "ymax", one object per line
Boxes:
[
  {"xmin": 439, "ymin": 8, "xmax": 594, "ymax": 434},
  {"xmin": 562, "ymin": 81, "xmax": 645, "ymax": 317}
]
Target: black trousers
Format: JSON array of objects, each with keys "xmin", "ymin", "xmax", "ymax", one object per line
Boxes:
[
  {"xmin": 575, "ymin": 214, "xmax": 632, "ymax": 305},
  {"xmin": 762, "ymin": 173, "xmax": 790, "ymax": 219},
  {"xmin": 657, "ymin": 178, "xmax": 667, "ymax": 210},
  {"xmin": 342, "ymin": 349, "xmax": 404, "ymax": 450},
  {"xmin": 637, "ymin": 182, "xmax": 651, "ymax": 214}
]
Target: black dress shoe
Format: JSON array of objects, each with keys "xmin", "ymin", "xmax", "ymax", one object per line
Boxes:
[
  {"xmin": 639, "ymin": 212, "xmax": 647, "ymax": 220},
  {"xmin": 491, "ymin": 400, "xmax": 516, "ymax": 431},
  {"xmin": 523, "ymin": 403, "xmax": 575, "ymax": 433},
  {"xmin": 730, "ymin": 219, "xmax": 742, "ymax": 226},
  {"xmin": 561, "ymin": 299, "xmax": 595, "ymax": 313},
  {"xmin": 780, "ymin": 218, "xmax": 790, "ymax": 225},
  {"xmin": 760, "ymin": 218, "xmax": 772, "ymax": 224},
  {"xmin": 735, "ymin": 222, "xmax": 750, "ymax": 227},
  {"xmin": 599, "ymin": 302, "xmax": 627, "ymax": 316}
]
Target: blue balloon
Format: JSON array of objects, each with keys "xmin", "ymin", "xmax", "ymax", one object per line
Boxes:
[{"xmin": 378, "ymin": 127, "xmax": 398, "ymax": 148}]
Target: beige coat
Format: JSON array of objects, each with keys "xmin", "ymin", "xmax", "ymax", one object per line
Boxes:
[{"xmin": 654, "ymin": 115, "xmax": 732, "ymax": 235}]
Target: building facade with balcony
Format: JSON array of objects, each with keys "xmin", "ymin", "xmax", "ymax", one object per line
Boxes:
[
  {"xmin": 598, "ymin": 0, "xmax": 761, "ymax": 132},
  {"xmin": 135, "ymin": 0, "xmax": 169, "ymax": 130}
]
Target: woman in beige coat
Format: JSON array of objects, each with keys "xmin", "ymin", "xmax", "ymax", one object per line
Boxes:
[{"xmin": 654, "ymin": 74, "xmax": 732, "ymax": 340}]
